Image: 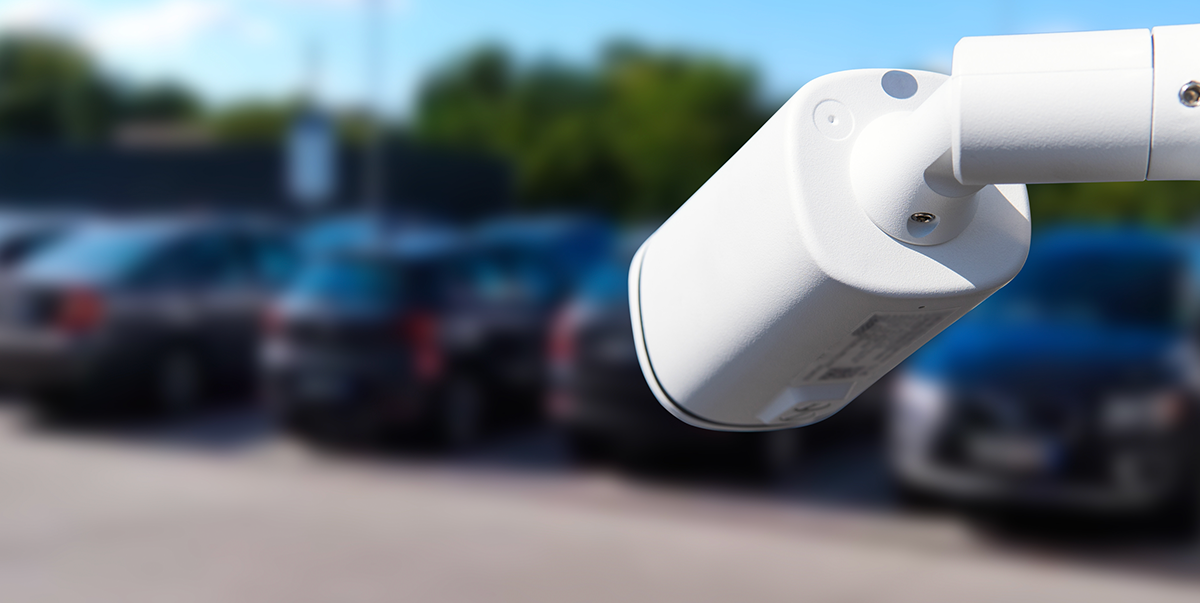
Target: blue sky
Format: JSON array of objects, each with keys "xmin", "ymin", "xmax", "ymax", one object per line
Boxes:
[{"xmin": 2, "ymin": 0, "xmax": 1199, "ymax": 115}]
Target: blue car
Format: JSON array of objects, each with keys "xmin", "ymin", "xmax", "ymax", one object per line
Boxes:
[{"xmin": 889, "ymin": 229, "xmax": 1200, "ymax": 525}]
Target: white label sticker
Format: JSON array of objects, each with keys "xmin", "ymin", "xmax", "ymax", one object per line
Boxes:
[{"xmin": 796, "ymin": 310, "xmax": 955, "ymax": 384}]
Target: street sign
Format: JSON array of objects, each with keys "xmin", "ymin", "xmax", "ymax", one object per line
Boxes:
[{"xmin": 285, "ymin": 110, "xmax": 337, "ymax": 208}]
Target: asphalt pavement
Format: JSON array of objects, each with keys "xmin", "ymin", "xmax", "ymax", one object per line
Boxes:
[{"xmin": 0, "ymin": 403, "xmax": 1195, "ymax": 603}]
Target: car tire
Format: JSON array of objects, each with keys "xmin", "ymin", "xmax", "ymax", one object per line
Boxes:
[
  {"xmin": 30, "ymin": 386, "xmax": 86, "ymax": 424},
  {"xmin": 749, "ymin": 429, "xmax": 802, "ymax": 481},
  {"xmin": 892, "ymin": 477, "xmax": 945, "ymax": 512},
  {"xmin": 439, "ymin": 378, "xmax": 483, "ymax": 450},
  {"xmin": 281, "ymin": 408, "xmax": 347, "ymax": 449},
  {"xmin": 565, "ymin": 428, "xmax": 610, "ymax": 464},
  {"xmin": 153, "ymin": 350, "xmax": 206, "ymax": 417},
  {"xmin": 1153, "ymin": 471, "xmax": 1200, "ymax": 541}
]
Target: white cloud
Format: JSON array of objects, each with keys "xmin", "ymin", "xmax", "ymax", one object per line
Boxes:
[
  {"xmin": 0, "ymin": 0, "xmax": 281, "ymax": 55},
  {"xmin": 85, "ymin": 1, "xmax": 228, "ymax": 53},
  {"xmin": 269, "ymin": 0, "xmax": 413, "ymax": 12},
  {"xmin": 0, "ymin": 0, "xmax": 87, "ymax": 33}
]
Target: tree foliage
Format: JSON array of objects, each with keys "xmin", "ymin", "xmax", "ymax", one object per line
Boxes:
[
  {"xmin": 119, "ymin": 82, "xmax": 203, "ymax": 123},
  {"xmin": 413, "ymin": 44, "xmax": 770, "ymax": 218},
  {"xmin": 6, "ymin": 33, "xmax": 1200, "ymax": 227},
  {"xmin": 1029, "ymin": 182, "xmax": 1200, "ymax": 230},
  {"xmin": 0, "ymin": 34, "xmax": 118, "ymax": 143},
  {"xmin": 205, "ymin": 100, "xmax": 298, "ymax": 143}
]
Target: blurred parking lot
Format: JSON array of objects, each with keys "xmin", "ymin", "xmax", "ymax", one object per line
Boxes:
[
  {"xmin": 5, "ymin": 2, "xmax": 1200, "ymax": 599},
  {"xmin": 0, "ymin": 208, "xmax": 1188, "ymax": 601},
  {"xmin": 0, "ymin": 398, "xmax": 1195, "ymax": 603}
]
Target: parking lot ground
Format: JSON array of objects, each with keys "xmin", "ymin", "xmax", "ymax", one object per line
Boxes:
[{"xmin": 0, "ymin": 405, "xmax": 1197, "ymax": 603}]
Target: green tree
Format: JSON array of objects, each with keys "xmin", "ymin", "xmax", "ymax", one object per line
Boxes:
[
  {"xmin": 413, "ymin": 44, "xmax": 769, "ymax": 218},
  {"xmin": 600, "ymin": 45, "xmax": 766, "ymax": 217},
  {"xmin": 206, "ymin": 99, "xmax": 374, "ymax": 145},
  {"xmin": 206, "ymin": 99, "xmax": 299, "ymax": 143},
  {"xmin": 0, "ymin": 34, "xmax": 118, "ymax": 143},
  {"xmin": 119, "ymin": 81, "xmax": 203, "ymax": 123},
  {"xmin": 1029, "ymin": 182, "xmax": 1200, "ymax": 229}
]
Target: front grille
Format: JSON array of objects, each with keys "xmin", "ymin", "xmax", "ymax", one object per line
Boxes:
[
  {"xmin": 953, "ymin": 393, "xmax": 1087, "ymax": 434},
  {"xmin": 283, "ymin": 320, "xmax": 396, "ymax": 353},
  {"xmin": 935, "ymin": 392, "xmax": 1115, "ymax": 485}
]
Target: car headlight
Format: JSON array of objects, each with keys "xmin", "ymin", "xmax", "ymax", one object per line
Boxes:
[
  {"xmin": 892, "ymin": 372, "xmax": 950, "ymax": 426},
  {"xmin": 1102, "ymin": 390, "xmax": 1187, "ymax": 433}
]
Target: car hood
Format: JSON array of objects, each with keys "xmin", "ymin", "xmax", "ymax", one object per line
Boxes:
[{"xmin": 908, "ymin": 322, "xmax": 1181, "ymax": 400}]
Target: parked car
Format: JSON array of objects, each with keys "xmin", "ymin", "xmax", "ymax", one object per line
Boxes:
[
  {"xmin": 0, "ymin": 212, "xmax": 77, "ymax": 272},
  {"xmin": 0, "ymin": 217, "xmax": 297, "ymax": 418},
  {"xmin": 889, "ymin": 229, "xmax": 1200, "ymax": 527},
  {"xmin": 297, "ymin": 213, "xmax": 451, "ymax": 256},
  {"xmin": 460, "ymin": 215, "xmax": 614, "ymax": 412},
  {"xmin": 264, "ymin": 216, "xmax": 616, "ymax": 448},
  {"xmin": 546, "ymin": 227, "xmax": 803, "ymax": 478},
  {"xmin": 261, "ymin": 230, "xmax": 486, "ymax": 445}
]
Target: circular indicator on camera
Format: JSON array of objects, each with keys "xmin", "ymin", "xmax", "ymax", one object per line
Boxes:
[
  {"xmin": 813, "ymin": 100, "xmax": 854, "ymax": 140},
  {"xmin": 881, "ymin": 70, "xmax": 918, "ymax": 99}
]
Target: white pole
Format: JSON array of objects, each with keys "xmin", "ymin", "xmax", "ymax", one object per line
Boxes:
[{"xmin": 363, "ymin": 0, "xmax": 386, "ymax": 222}]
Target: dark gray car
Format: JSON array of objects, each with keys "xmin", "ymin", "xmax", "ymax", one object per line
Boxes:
[{"xmin": 0, "ymin": 217, "xmax": 296, "ymax": 418}]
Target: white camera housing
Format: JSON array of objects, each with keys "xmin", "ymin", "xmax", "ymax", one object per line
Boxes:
[{"xmin": 630, "ymin": 24, "xmax": 1200, "ymax": 431}]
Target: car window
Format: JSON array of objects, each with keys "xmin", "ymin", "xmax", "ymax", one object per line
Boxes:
[
  {"xmin": 0, "ymin": 228, "xmax": 63, "ymax": 268},
  {"xmin": 248, "ymin": 234, "xmax": 298, "ymax": 289},
  {"xmin": 137, "ymin": 232, "xmax": 250, "ymax": 289},
  {"xmin": 289, "ymin": 256, "xmax": 401, "ymax": 308},
  {"xmin": 464, "ymin": 247, "xmax": 560, "ymax": 306},
  {"xmin": 975, "ymin": 242, "xmax": 1183, "ymax": 327},
  {"xmin": 21, "ymin": 226, "xmax": 166, "ymax": 284}
]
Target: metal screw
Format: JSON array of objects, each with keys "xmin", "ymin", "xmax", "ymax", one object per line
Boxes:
[
  {"xmin": 1181, "ymin": 81, "xmax": 1200, "ymax": 107},
  {"xmin": 910, "ymin": 212, "xmax": 936, "ymax": 223}
]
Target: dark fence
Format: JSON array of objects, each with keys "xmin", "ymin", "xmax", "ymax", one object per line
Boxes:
[{"xmin": 0, "ymin": 143, "xmax": 513, "ymax": 220}]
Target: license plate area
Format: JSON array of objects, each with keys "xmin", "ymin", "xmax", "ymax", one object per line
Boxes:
[
  {"xmin": 967, "ymin": 434, "xmax": 1059, "ymax": 474},
  {"xmin": 296, "ymin": 373, "xmax": 352, "ymax": 403}
]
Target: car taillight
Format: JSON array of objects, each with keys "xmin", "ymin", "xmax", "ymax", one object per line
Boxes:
[
  {"xmin": 546, "ymin": 389, "xmax": 574, "ymax": 420},
  {"xmin": 548, "ymin": 307, "xmax": 577, "ymax": 368},
  {"xmin": 260, "ymin": 305, "xmax": 283, "ymax": 336},
  {"xmin": 400, "ymin": 312, "xmax": 443, "ymax": 380},
  {"xmin": 56, "ymin": 289, "xmax": 104, "ymax": 334}
]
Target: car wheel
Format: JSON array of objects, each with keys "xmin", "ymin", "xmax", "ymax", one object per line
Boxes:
[
  {"xmin": 1153, "ymin": 471, "xmax": 1200, "ymax": 541},
  {"xmin": 892, "ymin": 477, "xmax": 945, "ymax": 512},
  {"xmin": 752, "ymin": 429, "xmax": 802, "ymax": 481},
  {"xmin": 565, "ymin": 429, "xmax": 610, "ymax": 464},
  {"xmin": 154, "ymin": 351, "xmax": 205, "ymax": 416},
  {"xmin": 29, "ymin": 386, "xmax": 86, "ymax": 423},
  {"xmin": 440, "ymin": 378, "xmax": 483, "ymax": 450}
]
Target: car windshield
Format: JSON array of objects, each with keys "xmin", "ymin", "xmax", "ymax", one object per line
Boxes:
[
  {"xmin": 298, "ymin": 218, "xmax": 379, "ymax": 255},
  {"xmin": 973, "ymin": 236, "xmax": 1182, "ymax": 327},
  {"xmin": 20, "ymin": 225, "xmax": 169, "ymax": 283},
  {"xmin": 0, "ymin": 226, "xmax": 65, "ymax": 267},
  {"xmin": 577, "ymin": 229, "xmax": 651, "ymax": 304},
  {"xmin": 290, "ymin": 256, "xmax": 401, "ymax": 307},
  {"xmin": 463, "ymin": 248, "xmax": 557, "ymax": 305}
]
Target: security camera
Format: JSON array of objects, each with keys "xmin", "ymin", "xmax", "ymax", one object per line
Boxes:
[{"xmin": 630, "ymin": 24, "xmax": 1200, "ymax": 432}]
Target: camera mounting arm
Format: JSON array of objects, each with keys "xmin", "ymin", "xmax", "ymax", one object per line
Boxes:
[
  {"xmin": 855, "ymin": 24, "xmax": 1199, "ymax": 246},
  {"xmin": 630, "ymin": 24, "xmax": 1200, "ymax": 433}
]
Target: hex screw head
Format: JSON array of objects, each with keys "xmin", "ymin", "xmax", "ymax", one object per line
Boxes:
[
  {"xmin": 1181, "ymin": 81, "xmax": 1200, "ymax": 107},
  {"xmin": 910, "ymin": 212, "xmax": 936, "ymax": 224}
]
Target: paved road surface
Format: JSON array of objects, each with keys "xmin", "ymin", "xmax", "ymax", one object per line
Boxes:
[{"xmin": 0, "ymin": 406, "xmax": 1195, "ymax": 603}]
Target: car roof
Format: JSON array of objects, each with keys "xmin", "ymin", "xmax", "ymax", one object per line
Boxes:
[
  {"xmin": 325, "ymin": 227, "xmax": 466, "ymax": 262},
  {"xmin": 473, "ymin": 215, "xmax": 611, "ymax": 248}
]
